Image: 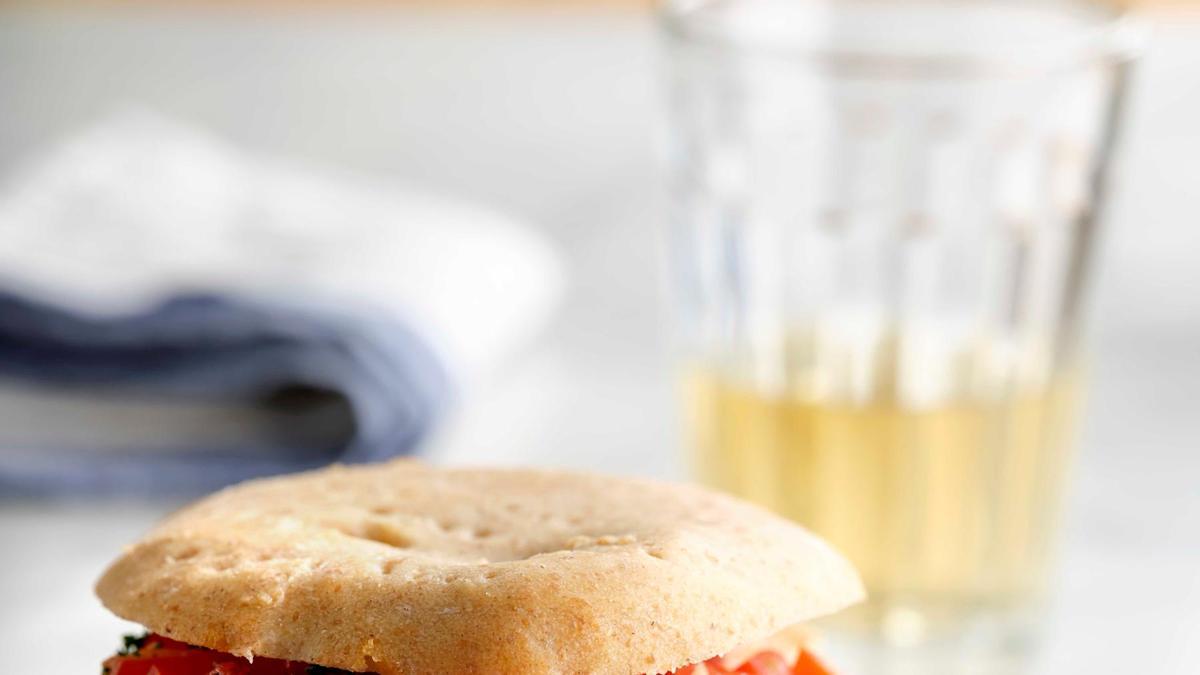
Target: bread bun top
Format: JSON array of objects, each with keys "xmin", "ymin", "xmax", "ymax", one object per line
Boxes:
[{"xmin": 96, "ymin": 460, "xmax": 863, "ymax": 674}]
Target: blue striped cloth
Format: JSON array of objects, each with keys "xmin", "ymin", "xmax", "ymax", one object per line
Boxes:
[{"xmin": 0, "ymin": 291, "xmax": 451, "ymax": 497}]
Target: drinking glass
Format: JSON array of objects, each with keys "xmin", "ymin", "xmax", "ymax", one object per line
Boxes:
[{"xmin": 662, "ymin": 0, "xmax": 1137, "ymax": 670}]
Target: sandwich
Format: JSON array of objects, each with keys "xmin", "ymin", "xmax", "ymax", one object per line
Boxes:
[{"xmin": 97, "ymin": 460, "xmax": 863, "ymax": 674}]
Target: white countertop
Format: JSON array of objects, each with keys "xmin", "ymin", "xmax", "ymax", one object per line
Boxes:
[{"xmin": 0, "ymin": 6, "xmax": 1198, "ymax": 673}]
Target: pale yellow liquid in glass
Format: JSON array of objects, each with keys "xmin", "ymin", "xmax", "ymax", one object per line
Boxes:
[{"xmin": 686, "ymin": 363, "xmax": 1081, "ymax": 639}]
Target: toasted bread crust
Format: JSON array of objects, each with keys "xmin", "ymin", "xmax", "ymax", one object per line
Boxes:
[{"xmin": 97, "ymin": 460, "xmax": 863, "ymax": 674}]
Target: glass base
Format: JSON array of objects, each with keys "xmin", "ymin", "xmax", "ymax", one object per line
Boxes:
[{"xmin": 817, "ymin": 602, "xmax": 1043, "ymax": 675}]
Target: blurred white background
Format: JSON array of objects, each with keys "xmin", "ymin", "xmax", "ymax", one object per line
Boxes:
[{"xmin": 0, "ymin": 5, "xmax": 1197, "ymax": 673}]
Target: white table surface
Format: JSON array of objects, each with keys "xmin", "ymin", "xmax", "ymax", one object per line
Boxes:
[{"xmin": 1, "ymin": 6, "xmax": 1198, "ymax": 673}]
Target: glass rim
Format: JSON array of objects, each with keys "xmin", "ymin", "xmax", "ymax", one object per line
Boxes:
[{"xmin": 659, "ymin": 0, "xmax": 1144, "ymax": 79}]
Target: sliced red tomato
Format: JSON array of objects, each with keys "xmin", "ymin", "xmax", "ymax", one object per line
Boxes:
[
  {"xmin": 792, "ymin": 650, "xmax": 832, "ymax": 675},
  {"xmin": 700, "ymin": 656, "xmax": 733, "ymax": 674},
  {"xmin": 102, "ymin": 635, "xmax": 327, "ymax": 675},
  {"xmin": 104, "ymin": 650, "xmax": 225, "ymax": 675},
  {"xmin": 107, "ymin": 635, "xmax": 834, "ymax": 675},
  {"xmin": 734, "ymin": 651, "xmax": 792, "ymax": 675}
]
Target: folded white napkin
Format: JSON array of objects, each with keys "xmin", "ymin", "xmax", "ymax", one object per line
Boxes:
[
  {"xmin": 0, "ymin": 109, "xmax": 566, "ymax": 383},
  {"xmin": 0, "ymin": 110, "xmax": 565, "ymax": 495}
]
